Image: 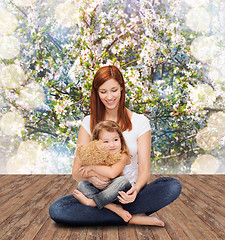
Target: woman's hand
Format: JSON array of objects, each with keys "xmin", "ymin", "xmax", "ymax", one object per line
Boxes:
[
  {"xmin": 89, "ymin": 176, "xmax": 111, "ymax": 190},
  {"xmin": 118, "ymin": 186, "xmax": 138, "ymax": 204}
]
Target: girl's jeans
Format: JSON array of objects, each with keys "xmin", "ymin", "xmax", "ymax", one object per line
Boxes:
[
  {"xmin": 77, "ymin": 176, "xmax": 132, "ymax": 209},
  {"xmin": 49, "ymin": 177, "xmax": 182, "ymax": 226}
]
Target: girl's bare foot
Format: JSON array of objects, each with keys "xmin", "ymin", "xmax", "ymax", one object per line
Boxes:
[
  {"xmin": 104, "ymin": 203, "xmax": 132, "ymax": 222},
  {"xmin": 112, "ymin": 204, "xmax": 132, "ymax": 222},
  {"xmin": 73, "ymin": 189, "xmax": 96, "ymax": 207},
  {"xmin": 129, "ymin": 213, "xmax": 165, "ymax": 227}
]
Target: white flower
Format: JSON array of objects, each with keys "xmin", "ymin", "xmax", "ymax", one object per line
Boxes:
[{"xmin": 55, "ymin": 104, "xmax": 65, "ymax": 114}]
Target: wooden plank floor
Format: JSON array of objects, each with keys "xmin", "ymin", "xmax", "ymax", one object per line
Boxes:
[{"xmin": 0, "ymin": 174, "xmax": 225, "ymax": 240}]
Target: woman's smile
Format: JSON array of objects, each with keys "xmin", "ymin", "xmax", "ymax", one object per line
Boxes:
[
  {"xmin": 106, "ymin": 99, "xmax": 116, "ymax": 105},
  {"xmin": 98, "ymin": 79, "xmax": 122, "ymax": 111}
]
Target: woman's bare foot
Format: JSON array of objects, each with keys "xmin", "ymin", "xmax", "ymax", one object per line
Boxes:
[
  {"xmin": 73, "ymin": 189, "xmax": 96, "ymax": 207},
  {"xmin": 129, "ymin": 213, "xmax": 165, "ymax": 227}
]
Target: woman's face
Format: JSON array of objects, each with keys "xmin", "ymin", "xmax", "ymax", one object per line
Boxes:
[
  {"xmin": 98, "ymin": 79, "xmax": 122, "ymax": 111},
  {"xmin": 99, "ymin": 129, "xmax": 121, "ymax": 154}
]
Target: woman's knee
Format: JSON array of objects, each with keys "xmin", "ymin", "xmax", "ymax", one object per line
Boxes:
[
  {"xmin": 49, "ymin": 195, "xmax": 81, "ymax": 224},
  {"xmin": 49, "ymin": 201, "xmax": 59, "ymax": 222},
  {"xmin": 49, "ymin": 196, "xmax": 71, "ymax": 223},
  {"xmin": 150, "ymin": 177, "xmax": 182, "ymax": 201},
  {"xmin": 164, "ymin": 177, "xmax": 182, "ymax": 200}
]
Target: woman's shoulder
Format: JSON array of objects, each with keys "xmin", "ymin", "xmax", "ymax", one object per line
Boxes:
[
  {"xmin": 81, "ymin": 115, "xmax": 91, "ymax": 135},
  {"xmin": 131, "ymin": 112, "xmax": 149, "ymax": 123},
  {"xmin": 81, "ymin": 115, "xmax": 91, "ymax": 126},
  {"xmin": 82, "ymin": 115, "xmax": 90, "ymax": 122},
  {"xmin": 130, "ymin": 111, "xmax": 151, "ymax": 133}
]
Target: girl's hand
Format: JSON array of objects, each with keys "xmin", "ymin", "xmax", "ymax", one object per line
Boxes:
[
  {"xmin": 89, "ymin": 176, "xmax": 111, "ymax": 190},
  {"xmin": 79, "ymin": 166, "xmax": 92, "ymax": 177},
  {"xmin": 118, "ymin": 186, "xmax": 138, "ymax": 204}
]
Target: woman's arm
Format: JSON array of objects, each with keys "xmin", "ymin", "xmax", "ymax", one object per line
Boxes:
[
  {"xmin": 118, "ymin": 130, "xmax": 151, "ymax": 204},
  {"xmin": 79, "ymin": 153, "xmax": 130, "ymax": 179},
  {"xmin": 72, "ymin": 126, "xmax": 91, "ymax": 182},
  {"xmin": 135, "ymin": 130, "xmax": 151, "ymax": 192}
]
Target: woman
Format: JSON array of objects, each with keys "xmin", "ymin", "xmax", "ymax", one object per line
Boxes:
[{"xmin": 49, "ymin": 65, "xmax": 182, "ymax": 226}]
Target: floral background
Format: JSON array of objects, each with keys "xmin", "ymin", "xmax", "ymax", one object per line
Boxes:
[{"xmin": 0, "ymin": 0, "xmax": 225, "ymax": 174}]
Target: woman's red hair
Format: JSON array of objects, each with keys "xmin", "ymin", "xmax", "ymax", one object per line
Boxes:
[{"xmin": 90, "ymin": 65, "xmax": 132, "ymax": 133}]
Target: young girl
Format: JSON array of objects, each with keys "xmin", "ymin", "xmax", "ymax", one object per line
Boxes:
[{"xmin": 73, "ymin": 120, "xmax": 133, "ymax": 222}]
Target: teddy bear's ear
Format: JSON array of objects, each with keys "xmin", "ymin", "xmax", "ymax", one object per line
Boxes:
[
  {"xmin": 95, "ymin": 140, "xmax": 108, "ymax": 151},
  {"xmin": 75, "ymin": 145, "xmax": 81, "ymax": 158},
  {"xmin": 75, "ymin": 145, "xmax": 85, "ymax": 158}
]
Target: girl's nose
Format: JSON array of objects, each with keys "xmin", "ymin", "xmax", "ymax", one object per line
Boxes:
[{"xmin": 109, "ymin": 141, "xmax": 115, "ymax": 147}]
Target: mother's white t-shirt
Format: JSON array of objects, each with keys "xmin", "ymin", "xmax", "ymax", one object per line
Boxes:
[{"xmin": 81, "ymin": 112, "xmax": 151, "ymax": 185}]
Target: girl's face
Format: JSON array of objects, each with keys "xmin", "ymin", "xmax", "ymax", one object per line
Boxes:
[
  {"xmin": 98, "ymin": 79, "xmax": 122, "ymax": 111},
  {"xmin": 99, "ymin": 129, "xmax": 121, "ymax": 154}
]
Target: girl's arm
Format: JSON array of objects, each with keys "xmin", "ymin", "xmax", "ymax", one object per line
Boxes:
[
  {"xmin": 79, "ymin": 153, "xmax": 130, "ymax": 179},
  {"xmin": 118, "ymin": 130, "xmax": 151, "ymax": 204},
  {"xmin": 72, "ymin": 126, "xmax": 111, "ymax": 189}
]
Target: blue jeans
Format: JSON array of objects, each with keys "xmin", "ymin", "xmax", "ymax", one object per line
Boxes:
[
  {"xmin": 49, "ymin": 177, "xmax": 182, "ymax": 226},
  {"xmin": 77, "ymin": 176, "xmax": 132, "ymax": 209}
]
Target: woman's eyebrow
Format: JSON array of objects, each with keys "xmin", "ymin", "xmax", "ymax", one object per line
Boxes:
[{"xmin": 100, "ymin": 87, "xmax": 117, "ymax": 90}]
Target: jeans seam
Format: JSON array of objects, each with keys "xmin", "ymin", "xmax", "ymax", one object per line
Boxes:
[{"xmin": 92, "ymin": 195, "xmax": 104, "ymax": 209}]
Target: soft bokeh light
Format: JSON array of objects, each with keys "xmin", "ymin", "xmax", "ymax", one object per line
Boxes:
[
  {"xmin": 190, "ymin": 36, "xmax": 219, "ymax": 63},
  {"xmin": 0, "ymin": 8, "xmax": 18, "ymax": 35},
  {"xmin": 191, "ymin": 154, "xmax": 219, "ymax": 174},
  {"xmin": 6, "ymin": 140, "xmax": 43, "ymax": 173},
  {"xmin": 0, "ymin": 111, "xmax": 25, "ymax": 136},
  {"xmin": 13, "ymin": 0, "xmax": 36, "ymax": 7},
  {"xmin": 212, "ymin": 50, "xmax": 225, "ymax": 65},
  {"xmin": 189, "ymin": 84, "xmax": 216, "ymax": 108},
  {"xmin": 185, "ymin": 7, "xmax": 210, "ymax": 32},
  {"xmin": 19, "ymin": 82, "xmax": 45, "ymax": 109},
  {"xmin": 6, "ymin": 155, "xmax": 25, "ymax": 174},
  {"xmin": 0, "ymin": 64, "xmax": 25, "ymax": 89},
  {"xmin": 55, "ymin": 2, "xmax": 80, "ymax": 27},
  {"xmin": 183, "ymin": 0, "xmax": 209, "ymax": 7},
  {"xmin": 196, "ymin": 126, "xmax": 222, "ymax": 150},
  {"xmin": 208, "ymin": 67, "xmax": 225, "ymax": 84},
  {"xmin": 17, "ymin": 140, "xmax": 42, "ymax": 164},
  {"xmin": 0, "ymin": 36, "xmax": 21, "ymax": 59},
  {"xmin": 208, "ymin": 67, "xmax": 225, "ymax": 95},
  {"xmin": 7, "ymin": 157, "xmax": 34, "ymax": 174},
  {"xmin": 207, "ymin": 112, "xmax": 225, "ymax": 137}
]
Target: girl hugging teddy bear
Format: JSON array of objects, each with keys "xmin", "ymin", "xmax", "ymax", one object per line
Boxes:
[{"xmin": 73, "ymin": 120, "xmax": 132, "ymax": 222}]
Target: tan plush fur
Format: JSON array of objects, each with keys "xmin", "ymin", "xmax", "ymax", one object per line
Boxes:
[{"xmin": 75, "ymin": 140, "xmax": 121, "ymax": 166}]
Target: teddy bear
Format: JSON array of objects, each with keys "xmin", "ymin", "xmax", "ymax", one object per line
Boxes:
[{"xmin": 75, "ymin": 140, "xmax": 122, "ymax": 166}]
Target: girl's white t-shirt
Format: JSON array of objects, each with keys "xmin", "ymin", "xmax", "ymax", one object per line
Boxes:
[{"xmin": 81, "ymin": 112, "xmax": 151, "ymax": 185}]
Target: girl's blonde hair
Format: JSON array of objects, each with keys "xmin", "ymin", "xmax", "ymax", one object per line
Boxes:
[{"xmin": 92, "ymin": 120, "xmax": 131, "ymax": 156}]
